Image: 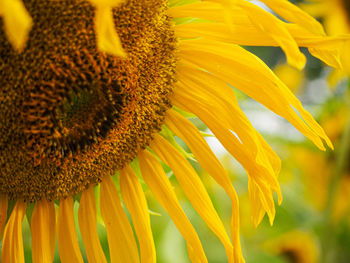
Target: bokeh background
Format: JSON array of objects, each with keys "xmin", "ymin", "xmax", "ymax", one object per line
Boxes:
[{"xmin": 19, "ymin": 0, "xmax": 350, "ymax": 262}]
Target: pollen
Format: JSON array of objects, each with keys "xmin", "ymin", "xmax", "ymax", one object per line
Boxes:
[{"xmin": 0, "ymin": 0, "xmax": 177, "ymax": 201}]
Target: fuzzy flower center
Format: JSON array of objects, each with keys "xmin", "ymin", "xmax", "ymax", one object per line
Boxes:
[{"xmin": 0, "ymin": 0, "xmax": 177, "ymax": 201}]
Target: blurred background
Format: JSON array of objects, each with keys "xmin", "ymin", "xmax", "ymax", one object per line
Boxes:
[{"xmin": 20, "ymin": 0, "xmax": 350, "ymax": 262}]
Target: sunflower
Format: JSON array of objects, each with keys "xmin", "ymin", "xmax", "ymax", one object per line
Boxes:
[
  {"xmin": 0, "ymin": 0, "xmax": 346, "ymax": 262},
  {"xmin": 263, "ymin": 231, "xmax": 319, "ymax": 263}
]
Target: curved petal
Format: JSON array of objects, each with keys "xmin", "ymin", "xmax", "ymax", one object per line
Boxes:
[
  {"xmin": 100, "ymin": 175, "xmax": 139, "ymax": 263},
  {"xmin": 57, "ymin": 197, "xmax": 84, "ymax": 263},
  {"xmin": 138, "ymin": 149, "xmax": 208, "ymax": 263},
  {"xmin": 31, "ymin": 200, "xmax": 56, "ymax": 263},
  {"xmin": 151, "ymin": 134, "xmax": 234, "ymax": 262},
  {"xmin": 179, "ymin": 39, "xmax": 332, "ymax": 150},
  {"xmin": 165, "ymin": 109, "xmax": 244, "ymax": 263},
  {"xmin": 1, "ymin": 201, "xmax": 26, "ymax": 263},
  {"xmin": 79, "ymin": 187, "xmax": 107, "ymax": 263},
  {"xmin": 120, "ymin": 165, "xmax": 156, "ymax": 263},
  {"xmin": 0, "ymin": 0, "xmax": 32, "ymax": 51},
  {"xmin": 93, "ymin": 6, "xmax": 126, "ymax": 57},
  {"xmin": 259, "ymin": 0, "xmax": 325, "ymax": 35}
]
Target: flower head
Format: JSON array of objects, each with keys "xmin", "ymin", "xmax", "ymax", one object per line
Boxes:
[
  {"xmin": 0, "ymin": 0, "xmax": 345, "ymax": 262},
  {"xmin": 263, "ymin": 231, "xmax": 319, "ymax": 263}
]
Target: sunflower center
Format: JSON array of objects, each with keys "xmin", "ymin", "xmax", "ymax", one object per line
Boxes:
[
  {"xmin": 281, "ymin": 249, "xmax": 300, "ymax": 263},
  {"xmin": 0, "ymin": 0, "xmax": 177, "ymax": 201}
]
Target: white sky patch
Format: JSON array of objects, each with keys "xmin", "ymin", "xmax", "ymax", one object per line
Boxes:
[
  {"xmin": 240, "ymin": 100, "xmax": 305, "ymax": 142},
  {"xmin": 250, "ymin": 0, "xmax": 273, "ymax": 13},
  {"xmin": 304, "ymin": 76, "xmax": 332, "ymax": 105}
]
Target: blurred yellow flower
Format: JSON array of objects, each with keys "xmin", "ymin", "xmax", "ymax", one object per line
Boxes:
[
  {"xmin": 263, "ymin": 231, "xmax": 319, "ymax": 263},
  {"xmin": 322, "ymin": 107, "xmax": 349, "ymax": 142},
  {"xmin": 291, "ymin": 107, "xmax": 350, "ymax": 220},
  {"xmin": 332, "ymin": 176, "xmax": 350, "ymax": 222},
  {"xmin": 292, "ymin": 146, "xmax": 332, "ymax": 211}
]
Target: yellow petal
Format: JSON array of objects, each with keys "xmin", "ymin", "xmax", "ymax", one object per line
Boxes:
[
  {"xmin": 0, "ymin": 194, "xmax": 8, "ymax": 238},
  {"xmin": 171, "ymin": 91, "xmax": 279, "ymax": 225},
  {"xmin": 286, "ymin": 24, "xmax": 347, "ymax": 69},
  {"xmin": 259, "ymin": 0, "xmax": 325, "ymax": 35},
  {"xmin": 237, "ymin": 0, "xmax": 306, "ymax": 69},
  {"xmin": 175, "ymin": 64, "xmax": 282, "ymax": 178},
  {"xmin": 151, "ymin": 134, "xmax": 234, "ymax": 261},
  {"xmin": 1, "ymin": 201, "xmax": 26, "ymax": 263},
  {"xmin": 248, "ymin": 179, "xmax": 268, "ymax": 228},
  {"xmin": 78, "ymin": 187, "xmax": 107, "ymax": 263},
  {"xmin": 100, "ymin": 175, "xmax": 139, "ymax": 263},
  {"xmin": 0, "ymin": 0, "xmax": 32, "ymax": 51},
  {"xmin": 172, "ymin": 80, "xmax": 280, "ymax": 186},
  {"xmin": 175, "ymin": 18, "xmax": 347, "ymax": 69},
  {"xmin": 168, "ymin": 1, "xmax": 226, "ymax": 22},
  {"xmin": 57, "ymin": 197, "xmax": 84, "ymax": 263},
  {"xmin": 31, "ymin": 200, "xmax": 56, "ymax": 263},
  {"xmin": 138, "ymin": 150, "xmax": 208, "ymax": 263},
  {"xmin": 165, "ymin": 109, "xmax": 244, "ymax": 263},
  {"xmin": 176, "ymin": 23, "xmax": 234, "ymax": 42},
  {"xmin": 120, "ymin": 165, "xmax": 156, "ymax": 263},
  {"xmin": 205, "ymin": 0, "xmax": 305, "ymax": 69},
  {"xmin": 173, "ymin": 0, "xmax": 346, "ymax": 69},
  {"xmin": 273, "ymin": 64, "xmax": 304, "ymax": 93},
  {"xmin": 94, "ymin": 6, "xmax": 126, "ymax": 57},
  {"xmin": 179, "ymin": 39, "xmax": 332, "ymax": 150},
  {"xmin": 88, "ymin": 0, "xmax": 124, "ymax": 7},
  {"xmin": 309, "ymin": 47, "xmax": 342, "ymax": 69}
]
